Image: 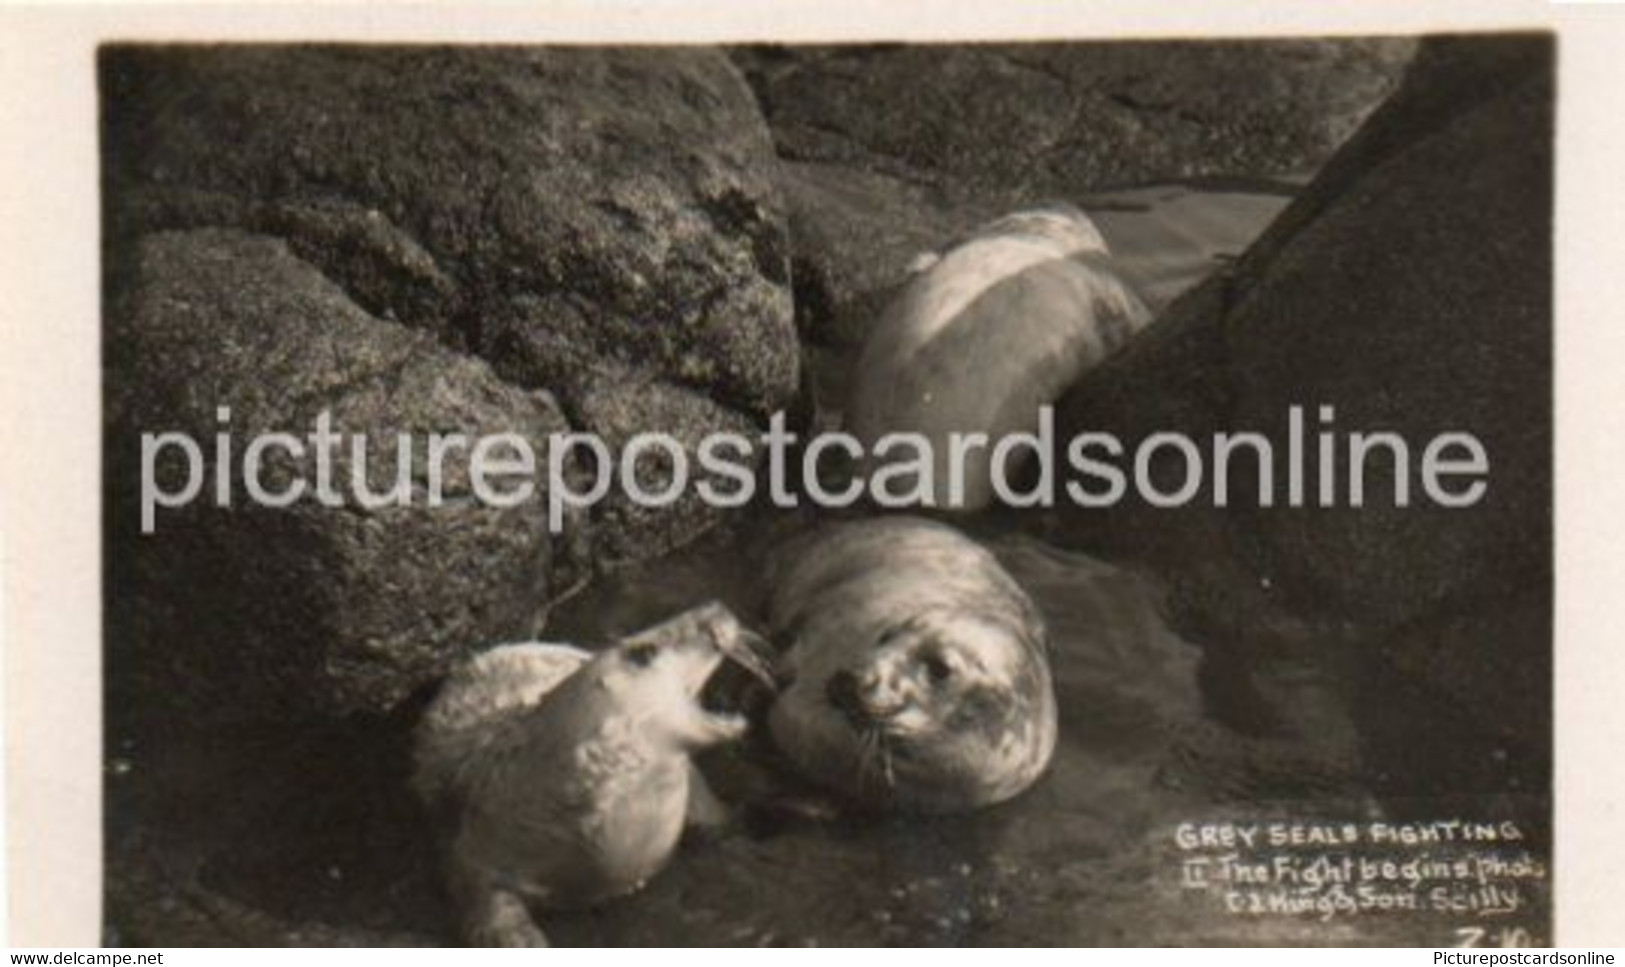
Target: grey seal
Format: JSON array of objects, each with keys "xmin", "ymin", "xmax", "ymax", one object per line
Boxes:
[
  {"xmin": 414, "ymin": 602, "xmax": 770, "ymax": 946},
  {"xmin": 765, "ymin": 517, "xmax": 1057, "ymax": 812}
]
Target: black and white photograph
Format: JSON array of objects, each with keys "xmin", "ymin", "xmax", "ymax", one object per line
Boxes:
[{"xmin": 6, "ymin": 1, "xmax": 1617, "ymax": 951}]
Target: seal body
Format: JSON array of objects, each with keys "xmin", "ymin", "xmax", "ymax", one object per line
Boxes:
[
  {"xmin": 414, "ymin": 602, "xmax": 765, "ymax": 946},
  {"xmin": 765, "ymin": 517, "xmax": 1056, "ymax": 813},
  {"xmin": 847, "ymin": 204, "xmax": 1152, "ymax": 510}
]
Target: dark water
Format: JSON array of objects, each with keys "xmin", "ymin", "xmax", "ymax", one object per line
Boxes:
[
  {"xmin": 107, "ymin": 186, "xmax": 1548, "ymax": 946},
  {"xmin": 1082, "ymin": 183, "xmax": 1293, "ymax": 314}
]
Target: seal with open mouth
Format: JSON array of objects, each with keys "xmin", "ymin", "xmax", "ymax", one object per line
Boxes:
[
  {"xmin": 413, "ymin": 601, "xmax": 773, "ymax": 946},
  {"xmin": 764, "ymin": 517, "xmax": 1057, "ymax": 813}
]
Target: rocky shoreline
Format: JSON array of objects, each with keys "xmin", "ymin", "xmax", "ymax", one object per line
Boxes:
[{"xmin": 103, "ymin": 36, "xmax": 1552, "ymax": 945}]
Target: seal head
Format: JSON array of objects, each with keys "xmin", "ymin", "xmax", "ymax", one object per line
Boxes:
[
  {"xmin": 766, "ymin": 517, "xmax": 1057, "ymax": 813},
  {"xmin": 414, "ymin": 601, "xmax": 769, "ymax": 946}
]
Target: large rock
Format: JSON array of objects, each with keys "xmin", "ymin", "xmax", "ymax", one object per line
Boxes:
[
  {"xmin": 101, "ymin": 47, "xmax": 805, "ymax": 722},
  {"xmin": 735, "ymin": 41, "xmax": 1414, "ymax": 201},
  {"xmin": 570, "ymin": 373, "xmax": 763, "ymax": 565},
  {"xmin": 1230, "ymin": 71, "xmax": 1551, "ymax": 625},
  {"xmin": 102, "ymin": 45, "xmax": 801, "ymax": 556},
  {"xmin": 1042, "ymin": 35, "xmax": 1553, "ymax": 781},
  {"xmin": 106, "ymin": 229, "xmax": 574, "ymax": 722}
]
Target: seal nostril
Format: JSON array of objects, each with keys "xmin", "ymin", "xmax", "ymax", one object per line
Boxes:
[{"xmin": 825, "ymin": 670, "xmax": 864, "ymax": 718}]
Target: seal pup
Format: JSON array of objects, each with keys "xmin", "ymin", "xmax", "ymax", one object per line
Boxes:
[
  {"xmin": 847, "ymin": 203, "xmax": 1152, "ymax": 510},
  {"xmin": 414, "ymin": 601, "xmax": 771, "ymax": 946},
  {"xmin": 765, "ymin": 517, "xmax": 1056, "ymax": 813}
]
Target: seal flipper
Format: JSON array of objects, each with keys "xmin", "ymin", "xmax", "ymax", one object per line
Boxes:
[
  {"xmin": 467, "ymin": 891, "xmax": 549, "ymax": 948},
  {"xmin": 452, "ymin": 862, "xmax": 549, "ymax": 947}
]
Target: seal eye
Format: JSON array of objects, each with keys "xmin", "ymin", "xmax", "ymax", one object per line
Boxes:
[
  {"xmin": 623, "ymin": 643, "xmax": 659, "ymax": 668},
  {"xmin": 920, "ymin": 649, "xmax": 953, "ymax": 684}
]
